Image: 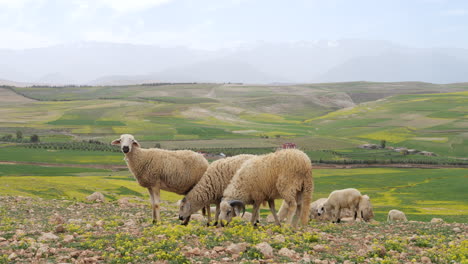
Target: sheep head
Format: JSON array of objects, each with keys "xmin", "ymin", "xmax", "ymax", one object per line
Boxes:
[
  {"xmin": 218, "ymin": 200, "xmax": 245, "ymax": 226},
  {"xmin": 359, "ymin": 195, "xmax": 374, "ymax": 221},
  {"xmin": 111, "ymin": 134, "xmax": 140, "ymax": 154},
  {"xmin": 317, "ymin": 200, "xmax": 330, "ymax": 216},
  {"xmin": 178, "ymin": 197, "xmax": 193, "ymax": 224}
]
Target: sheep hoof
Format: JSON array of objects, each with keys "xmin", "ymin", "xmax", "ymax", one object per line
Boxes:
[
  {"xmin": 152, "ymin": 219, "xmax": 157, "ymax": 225},
  {"xmin": 337, "ymin": 219, "xmax": 341, "ymax": 223}
]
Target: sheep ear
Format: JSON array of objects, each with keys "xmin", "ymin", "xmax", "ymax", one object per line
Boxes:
[
  {"xmin": 132, "ymin": 140, "xmax": 140, "ymax": 147},
  {"xmin": 111, "ymin": 139, "xmax": 121, "ymax": 145}
]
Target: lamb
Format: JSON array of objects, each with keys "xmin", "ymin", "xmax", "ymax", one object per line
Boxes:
[
  {"xmin": 276, "ymin": 197, "xmax": 351, "ymax": 222},
  {"xmin": 178, "ymin": 154, "xmax": 255, "ymax": 226},
  {"xmin": 317, "ymin": 188, "xmax": 373, "ymax": 223},
  {"xmin": 111, "ymin": 134, "xmax": 209, "ymax": 224},
  {"xmin": 387, "ymin": 209, "xmax": 407, "ymax": 222},
  {"xmin": 218, "ymin": 149, "xmax": 314, "ymax": 227}
]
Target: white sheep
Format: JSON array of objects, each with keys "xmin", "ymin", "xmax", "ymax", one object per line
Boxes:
[
  {"xmin": 218, "ymin": 149, "xmax": 314, "ymax": 227},
  {"xmin": 387, "ymin": 209, "xmax": 407, "ymax": 222},
  {"xmin": 317, "ymin": 188, "xmax": 373, "ymax": 223},
  {"xmin": 178, "ymin": 154, "xmax": 255, "ymax": 226},
  {"xmin": 111, "ymin": 134, "xmax": 209, "ymax": 224},
  {"xmin": 276, "ymin": 197, "xmax": 354, "ymax": 222}
]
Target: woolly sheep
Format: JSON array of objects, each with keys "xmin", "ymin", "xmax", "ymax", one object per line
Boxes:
[
  {"xmin": 178, "ymin": 154, "xmax": 255, "ymax": 226},
  {"xmin": 277, "ymin": 198, "xmax": 354, "ymax": 222},
  {"xmin": 218, "ymin": 149, "xmax": 314, "ymax": 227},
  {"xmin": 317, "ymin": 188, "xmax": 373, "ymax": 223},
  {"xmin": 387, "ymin": 209, "xmax": 407, "ymax": 222},
  {"xmin": 111, "ymin": 134, "xmax": 209, "ymax": 224}
]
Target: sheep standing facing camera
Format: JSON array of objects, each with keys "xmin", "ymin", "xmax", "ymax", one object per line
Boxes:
[
  {"xmin": 218, "ymin": 149, "xmax": 314, "ymax": 227},
  {"xmin": 111, "ymin": 134, "xmax": 208, "ymax": 224},
  {"xmin": 178, "ymin": 154, "xmax": 255, "ymax": 226}
]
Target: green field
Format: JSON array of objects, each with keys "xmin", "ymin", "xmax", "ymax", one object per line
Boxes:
[{"xmin": 1, "ymin": 163, "xmax": 466, "ymax": 222}]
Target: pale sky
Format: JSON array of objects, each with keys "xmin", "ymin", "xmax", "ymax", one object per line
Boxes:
[{"xmin": 1, "ymin": 0, "xmax": 467, "ymax": 50}]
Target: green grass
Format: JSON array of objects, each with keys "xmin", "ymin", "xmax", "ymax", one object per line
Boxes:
[
  {"xmin": 0, "ymin": 146, "xmax": 124, "ymax": 165},
  {"xmin": 0, "ymin": 163, "xmax": 466, "ymax": 222}
]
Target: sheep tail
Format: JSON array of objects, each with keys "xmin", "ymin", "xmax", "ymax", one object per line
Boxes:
[{"xmin": 300, "ymin": 172, "xmax": 314, "ymax": 226}]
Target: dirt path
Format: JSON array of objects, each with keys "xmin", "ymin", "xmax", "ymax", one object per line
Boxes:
[{"xmin": 1, "ymin": 160, "xmax": 466, "ymax": 170}]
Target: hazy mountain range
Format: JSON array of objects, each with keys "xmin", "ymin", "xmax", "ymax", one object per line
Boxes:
[{"xmin": 1, "ymin": 39, "xmax": 468, "ymax": 85}]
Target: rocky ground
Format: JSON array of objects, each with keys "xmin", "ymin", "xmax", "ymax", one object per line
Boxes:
[{"xmin": 0, "ymin": 196, "xmax": 466, "ymax": 264}]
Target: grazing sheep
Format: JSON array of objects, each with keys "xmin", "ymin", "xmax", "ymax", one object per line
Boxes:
[
  {"xmin": 358, "ymin": 195, "xmax": 374, "ymax": 222},
  {"xmin": 218, "ymin": 149, "xmax": 314, "ymax": 227},
  {"xmin": 178, "ymin": 154, "xmax": 255, "ymax": 226},
  {"xmin": 111, "ymin": 134, "xmax": 208, "ymax": 224},
  {"xmin": 317, "ymin": 188, "xmax": 373, "ymax": 223},
  {"xmin": 277, "ymin": 198, "xmax": 354, "ymax": 222},
  {"xmin": 387, "ymin": 209, "xmax": 407, "ymax": 222}
]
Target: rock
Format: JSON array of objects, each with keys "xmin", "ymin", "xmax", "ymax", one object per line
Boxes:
[
  {"xmin": 49, "ymin": 214, "xmax": 65, "ymax": 225},
  {"xmin": 0, "ymin": 237, "xmax": 6, "ymax": 242},
  {"xmin": 95, "ymin": 220, "xmax": 104, "ymax": 227},
  {"xmin": 38, "ymin": 232, "xmax": 59, "ymax": 242},
  {"xmin": 118, "ymin": 197, "xmax": 130, "ymax": 207},
  {"xmin": 453, "ymin": 227, "xmax": 461, "ymax": 233},
  {"xmin": 70, "ymin": 251, "xmax": 81, "ymax": 258},
  {"xmin": 55, "ymin": 224, "xmax": 65, "ymax": 233},
  {"xmin": 278, "ymin": 248, "xmax": 297, "ymax": 258},
  {"xmin": 86, "ymin": 192, "xmax": 105, "ymax": 202},
  {"xmin": 213, "ymin": 246, "xmax": 225, "ymax": 252},
  {"xmin": 190, "ymin": 214, "xmax": 205, "ymax": 221},
  {"xmin": 302, "ymin": 252, "xmax": 312, "ymax": 263},
  {"xmin": 343, "ymin": 260, "xmax": 352, "ymax": 264},
  {"xmin": 421, "ymin": 256, "xmax": 432, "ymax": 263},
  {"xmin": 313, "ymin": 244, "xmax": 326, "ymax": 252},
  {"xmin": 63, "ymin": 235, "xmax": 74, "ymax": 243},
  {"xmin": 185, "ymin": 247, "xmax": 201, "ymax": 256},
  {"xmin": 124, "ymin": 219, "xmax": 135, "ymax": 227},
  {"xmin": 273, "ymin": 234, "xmax": 286, "ymax": 243},
  {"xmin": 255, "ymin": 242, "xmax": 274, "ymax": 259},
  {"xmin": 8, "ymin": 253, "xmax": 17, "ymax": 260},
  {"xmin": 222, "ymin": 257, "xmax": 231, "ymax": 261},
  {"xmin": 36, "ymin": 244, "xmax": 49, "ymax": 257},
  {"xmin": 266, "ymin": 214, "xmax": 275, "ymax": 223},
  {"xmin": 430, "ymin": 218, "xmax": 443, "ymax": 223},
  {"xmin": 226, "ymin": 242, "xmax": 248, "ymax": 254}
]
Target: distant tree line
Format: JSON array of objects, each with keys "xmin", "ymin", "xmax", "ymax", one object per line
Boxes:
[{"xmin": 0, "ymin": 131, "xmax": 40, "ymax": 143}]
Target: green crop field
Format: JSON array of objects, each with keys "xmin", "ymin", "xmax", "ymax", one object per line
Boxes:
[{"xmin": 0, "ymin": 163, "xmax": 466, "ymax": 222}]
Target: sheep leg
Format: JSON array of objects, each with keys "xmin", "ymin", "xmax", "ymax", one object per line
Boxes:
[
  {"xmin": 206, "ymin": 206, "xmax": 212, "ymax": 226},
  {"xmin": 268, "ymin": 199, "xmax": 281, "ymax": 226},
  {"xmin": 214, "ymin": 202, "xmax": 220, "ymax": 227},
  {"xmin": 251, "ymin": 202, "xmax": 261, "ymax": 226},
  {"xmin": 292, "ymin": 191, "xmax": 303, "ymax": 227},
  {"xmin": 148, "ymin": 187, "xmax": 161, "ymax": 224},
  {"xmin": 334, "ymin": 207, "xmax": 342, "ymax": 223}
]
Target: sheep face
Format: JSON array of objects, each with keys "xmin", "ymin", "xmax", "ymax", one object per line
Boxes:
[
  {"xmin": 178, "ymin": 197, "xmax": 192, "ymax": 222},
  {"xmin": 218, "ymin": 200, "xmax": 245, "ymax": 226},
  {"xmin": 111, "ymin": 134, "xmax": 140, "ymax": 154}
]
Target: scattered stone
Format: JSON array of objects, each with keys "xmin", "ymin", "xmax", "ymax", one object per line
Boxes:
[
  {"xmin": 302, "ymin": 252, "xmax": 312, "ymax": 263},
  {"xmin": 95, "ymin": 220, "xmax": 104, "ymax": 227},
  {"xmin": 15, "ymin": 229, "xmax": 26, "ymax": 237},
  {"xmin": 313, "ymin": 244, "xmax": 326, "ymax": 252},
  {"xmin": 186, "ymin": 247, "xmax": 201, "ymax": 256},
  {"xmin": 86, "ymin": 192, "xmax": 105, "ymax": 202},
  {"xmin": 222, "ymin": 257, "xmax": 231, "ymax": 261},
  {"xmin": 421, "ymin": 256, "xmax": 432, "ymax": 264},
  {"xmin": 8, "ymin": 253, "xmax": 17, "ymax": 260},
  {"xmin": 273, "ymin": 234, "xmax": 286, "ymax": 243},
  {"xmin": 0, "ymin": 237, "xmax": 6, "ymax": 242},
  {"xmin": 343, "ymin": 260, "xmax": 352, "ymax": 264},
  {"xmin": 453, "ymin": 227, "xmax": 461, "ymax": 233},
  {"xmin": 213, "ymin": 246, "xmax": 225, "ymax": 252},
  {"xmin": 278, "ymin": 248, "xmax": 297, "ymax": 258},
  {"xmin": 49, "ymin": 213, "xmax": 65, "ymax": 225},
  {"xmin": 38, "ymin": 232, "xmax": 59, "ymax": 242},
  {"xmin": 256, "ymin": 242, "xmax": 274, "ymax": 259},
  {"xmin": 55, "ymin": 224, "xmax": 65, "ymax": 233},
  {"xmin": 63, "ymin": 235, "xmax": 74, "ymax": 243},
  {"xmin": 118, "ymin": 197, "xmax": 130, "ymax": 207},
  {"xmin": 226, "ymin": 242, "xmax": 248, "ymax": 254},
  {"xmin": 430, "ymin": 218, "xmax": 443, "ymax": 223}
]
